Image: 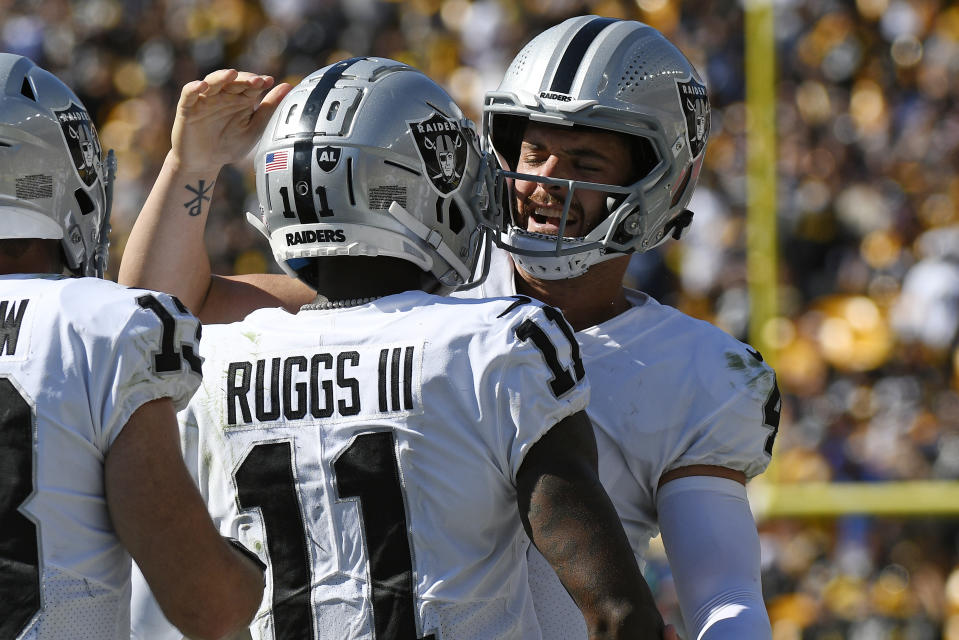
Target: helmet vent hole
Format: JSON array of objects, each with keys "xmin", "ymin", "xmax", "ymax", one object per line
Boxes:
[
  {"xmin": 20, "ymin": 77, "xmax": 35, "ymax": 101},
  {"xmin": 505, "ymin": 43, "xmax": 535, "ymax": 81},
  {"xmin": 326, "ymin": 101, "xmax": 339, "ymax": 121},
  {"xmin": 616, "ymin": 49, "xmax": 674, "ymax": 98},
  {"xmin": 285, "ymin": 104, "xmax": 299, "ymax": 124},
  {"xmin": 74, "ymin": 188, "xmax": 95, "ymax": 216}
]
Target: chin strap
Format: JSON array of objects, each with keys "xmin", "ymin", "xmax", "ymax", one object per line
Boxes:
[{"xmin": 388, "ymin": 201, "xmax": 472, "ymax": 283}]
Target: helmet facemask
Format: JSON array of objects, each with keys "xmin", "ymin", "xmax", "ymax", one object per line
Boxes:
[{"xmin": 483, "ymin": 16, "xmax": 710, "ymax": 280}]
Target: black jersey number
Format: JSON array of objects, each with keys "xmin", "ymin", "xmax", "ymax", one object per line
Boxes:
[
  {"xmin": 514, "ymin": 304, "xmax": 585, "ymax": 398},
  {"xmin": 234, "ymin": 433, "xmax": 433, "ymax": 640},
  {"xmin": 762, "ymin": 379, "xmax": 781, "ymax": 456},
  {"xmin": 0, "ymin": 378, "xmax": 41, "ymax": 639},
  {"xmin": 747, "ymin": 348, "xmax": 781, "ymax": 456},
  {"xmin": 136, "ymin": 294, "xmax": 202, "ymax": 375}
]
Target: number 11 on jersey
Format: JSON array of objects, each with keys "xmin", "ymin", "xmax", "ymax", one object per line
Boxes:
[{"xmin": 234, "ymin": 432, "xmax": 434, "ymax": 640}]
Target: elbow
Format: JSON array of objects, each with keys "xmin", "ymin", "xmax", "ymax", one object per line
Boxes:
[
  {"xmin": 585, "ymin": 598, "xmax": 664, "ymax": 640},
  {"xmin": 168, "ymin": 608, "xmax": 256, "ymax": 640},
  {"xmin": 165, "ymin": 580, "xmax": 263, "ymax": 640}
]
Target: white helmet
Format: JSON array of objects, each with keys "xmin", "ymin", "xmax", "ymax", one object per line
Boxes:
[
  {"xmin": 248, "ymin": 57, "xmax": 497, "ymax": 293},
  {"xmin": 485, "ymin": 16, "xmax": 710, "ymax": 279},
  {"xmin": 0, "ymin": 53, "xmax": 116, "ymax": 277}
]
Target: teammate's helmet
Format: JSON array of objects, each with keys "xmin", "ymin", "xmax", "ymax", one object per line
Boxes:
[
  {"xmin": 485, "ymin": 16, "xmax": 710, "ymax": 279},
  {"xmin": 248, "ymin": 57, "xmax": 497, "ymax": 293},
  {"xmin": 0, "ymin": 54, "xmax": 115, "ymax": 277}
]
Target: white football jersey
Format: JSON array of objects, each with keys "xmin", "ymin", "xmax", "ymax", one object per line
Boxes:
[
  {"xmin": 142, "ymin": 289, "xmax": 588, "ymax": 640},
  {"xmin": 0, "ymin": 274, "xmax": 201, "ymax": 640},
  {"xmin": 457, "ymin": 246, "xmax": 780, "ymax": 637}
]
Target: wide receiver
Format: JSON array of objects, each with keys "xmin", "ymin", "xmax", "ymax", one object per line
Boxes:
[
  {"xmin": 124, "ymin": 57, "xmax": 672, "ymax": 639},
  {"xmin": 0, "ymin": 53, "xmax": 265, "ymax": 639}
]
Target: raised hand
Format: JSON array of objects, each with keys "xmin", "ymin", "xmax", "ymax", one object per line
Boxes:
[{"xmin": 170, "ymin": 69, "xmax": 291, "ymax": 173}]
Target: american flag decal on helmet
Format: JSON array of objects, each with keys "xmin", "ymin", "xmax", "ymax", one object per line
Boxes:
[{"xmin": 264, "ymin": 150, "xmax": 289, "ymax": 173}]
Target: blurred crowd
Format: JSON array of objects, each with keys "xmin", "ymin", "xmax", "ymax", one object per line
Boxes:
[{"xmin": 5, "ymin": 0, "xmax": 959, "ymax": 637}]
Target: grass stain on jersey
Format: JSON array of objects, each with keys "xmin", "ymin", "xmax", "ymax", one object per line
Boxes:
[
  {"xmin": 201, "ymin": 448, "xmax": 214, "ymax": 479},
  {"xmin": 725, "ymin": 351, "xmax": 773, "ymax": 391},
  {"xmin": 242, "ymin": 331, "xmax": 260, "ymax": 344}
]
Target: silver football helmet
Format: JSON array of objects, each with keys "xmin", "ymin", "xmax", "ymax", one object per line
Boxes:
[
  {"xmin": 485, "ymin": 16, "xmax": 710, "ymax": 279},
  {"xmin": 248, "ymin": 57, "xmax": 497, "ymax": 293},
  {"xmin": 0, "ymin": 53, "xmax": 116, "ymax": 277}
]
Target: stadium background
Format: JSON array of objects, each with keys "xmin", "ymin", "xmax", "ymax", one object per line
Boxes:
[{"xmin": 4, "ymin": 0, "xmax": 959, "ymax": 637}]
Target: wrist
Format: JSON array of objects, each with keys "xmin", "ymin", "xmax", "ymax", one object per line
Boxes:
[
  {"xmin": 165, "ymin": 149, "xmax": 223, "ymax": 181},
  {"xmin": 224, "ymin": 536, "xmax": 267, "ymax": 576}
]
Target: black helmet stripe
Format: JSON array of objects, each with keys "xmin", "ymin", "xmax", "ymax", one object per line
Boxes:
[
  {"xmin": 292, "ymin": 57, "xmax": 365, "ymax": 223},
  {"xmin": 548, "ymin": 17, "xmax": 619, "ymax": 94}
]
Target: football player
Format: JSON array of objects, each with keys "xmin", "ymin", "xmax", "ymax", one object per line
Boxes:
[
  {"xmin": 457, "ymin": 17, "xmax": 779, "ymax": 640},
  {"xmin": 125, "ymin": 58, "xmax": 670, "ymax": 639},
  {"xmin": 0, "ymin": 54, "xmax": 266, "ymax": 639}
]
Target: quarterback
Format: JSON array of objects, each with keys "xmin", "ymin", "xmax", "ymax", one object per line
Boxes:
[
  {"xmin": 464, "ymin": 18, "xmax": 779, "ymax": 639},
  {"xmin": 0, "ymin": 54, "xmax": 265, "ymax": 639},
  {"xmin": 124, "ymin": 58, "xmax": 668, "ymax": 639}
]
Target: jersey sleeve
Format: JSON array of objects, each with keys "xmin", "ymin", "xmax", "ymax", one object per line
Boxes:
[
  {"xmin": 665, "ymin": 340, "xmax": 780, "ymax": 481},
  {"xmin": 87, "ymin": 289, "xmax": 203, "ymax": 451},
  {"xmin": 478, "ymin": 298, "xmax": 591, "ymax": 484}
]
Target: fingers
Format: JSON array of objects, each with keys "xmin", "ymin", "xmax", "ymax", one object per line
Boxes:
[
  {"xmin": 178, "ymin": 80, "xmax": 209, "ymax": 109},
  {"xmin": 202, "ymin": 69, "xmax": 275, "ymax": 100},
  {"xmin": 249, "ymin": 82, "xmax": 293, "ymax": 131},
  {"xmin": 179, "ymin": 70, "xmax": 278, "ymax": 120},
  {"xmin": 226, "ymin": 72, "xmax": 275, "ymax": 98},
  {"xmin": 200, "ymin": 68, "xmax": 240, "ymax": 97}
]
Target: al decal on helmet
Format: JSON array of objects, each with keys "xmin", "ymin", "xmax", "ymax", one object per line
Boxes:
[
  {"xmin": 55, "ymin": 102, "xmax": 102, "ymax": 187},
  {"xmin": 408, "ymin": 112, "xmax": 468, "ymax": 196},
  {"xmin": 677, "ymin": 78, "xmax": 710, "ymax": 159}
]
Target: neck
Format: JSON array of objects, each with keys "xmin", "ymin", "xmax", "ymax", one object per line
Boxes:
[
  {"xmin": 0, "ymin": 239, "xmax": 63, "ymax": 275},
  {"xmin": 301, "ymin": 255, "xmax": 432, "ymax": 303},
  {"xmin": 512, "ymin": 255, "xmax": 632, "ymax": 332}
]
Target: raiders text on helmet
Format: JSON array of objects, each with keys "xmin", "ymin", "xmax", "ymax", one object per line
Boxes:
[
  {"xmin": 485, "ymin": 16, "xmax": 711, "ymax": 279},
  {"xmin": 248, "ymin": 57, "xmax": 498, "ymax": 293}
]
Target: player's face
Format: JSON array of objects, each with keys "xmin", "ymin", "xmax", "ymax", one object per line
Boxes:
[{"xmin": 513, "ymin": 122, "xmax": 632, "ymax": 238}]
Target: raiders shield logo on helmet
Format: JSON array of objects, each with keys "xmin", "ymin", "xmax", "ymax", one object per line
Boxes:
[
  {"xmin": 408, "ymin": 112, "xmax": 468, "ymax": 196},
  {"xmin": 316, "ymin": 146, "xmax": 342, "ymax": 172},
  {"xmin": 677, "ymin": 78, "xmax": 710, "ymax": 159},
  {"xmin": 55, "ymin": 103, "xmax": 102, "ymax": 187}
]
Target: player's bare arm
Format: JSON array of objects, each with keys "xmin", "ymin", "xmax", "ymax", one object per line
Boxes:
[
  {"xmin": 105, "ymin": 398, "xmax": 265, "ymax": 640},
  {"xmin": 517, "ymin": 410, "xmax": 666, "ymax": 640},
  {"xmin": 118, "ymin": 69, "xmax": 303, "ymax": 322}
]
